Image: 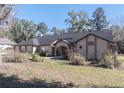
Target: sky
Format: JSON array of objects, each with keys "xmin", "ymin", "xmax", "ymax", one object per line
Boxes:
[{"xmin": 15, "ymin": 4, "xmax": 124, "ymax": 29}]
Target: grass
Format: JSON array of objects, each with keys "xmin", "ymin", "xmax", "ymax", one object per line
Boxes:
[
  {"xmin": 1, "ymin": 58, "xmax": 124, "ymax": 87},
  {"xmin": 117, "ymin": 54, "xmax": 124, "ymax": 62}
]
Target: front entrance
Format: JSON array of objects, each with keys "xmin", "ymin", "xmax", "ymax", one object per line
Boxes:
[{"xmin": 56, "ymin": 46, "xmax": 67, "ymax": 56}]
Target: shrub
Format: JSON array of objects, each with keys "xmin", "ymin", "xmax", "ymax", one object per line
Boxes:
[
  {"xmin": 38, "ymin": 52, "xmax": 46, "ymax": 57},
  {"xmin": 100, "ymin": 51, "xmax": 123, "ymax": 69},
  {"xmin": 68, "ymin": 50, "xmax": 86, "ymax": 65},
  {"xmin": 31, "ymin": 53, "xmax": 44, "ymax": 62},
  {"xmin": 2, "ymin": 53, "xmax": 30, "ymax": 63}
]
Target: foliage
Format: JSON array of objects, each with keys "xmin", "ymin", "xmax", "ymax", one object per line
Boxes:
[
  {"xmin": 68, "ymin": 49, "xmax": 86, "ymax": 65},
  {"xmin": 0, "ymin": 4, "xmax": 14, "ymax": 38},
  {"xmin": 110, "ymin": 25, "xmax": 124, "ymax": 54},
  {"xmin": 2, "ymin": 53, "xmax": 30, "ymax": 63},
  {"xmin": 38, "ymin": 52, "xmax": 46, "ymax": 57},
  {"xmin": 37, "ymin": 22, "xmax": 48, "ymax": 36},
  {"xmin": 51, "ymin": 27, "xmax": 65, "ymax": 34},
  {"xmin": 31, "ymin": 53, "xmax": 44, "ymax": 62},
  {"xmin": 0, "ymin": 4, "xmax": 13, "ymax": 25},
  {"xmin": 92, "ymin": 7, "xmax": 109, "ymax": 31},
  {"xmin": 65, "ymin": 10, "xmax": 91, "ymax": 32},
  {"xmin": 100, "ymin": 51, "xmax": 122, "ymax": 69},
  {"xmin": 10, "ymin": 19, "xmax": 37, "ymax": 43}
]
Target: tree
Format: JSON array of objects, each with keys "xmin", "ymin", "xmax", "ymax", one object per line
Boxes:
[
  {"xmin": 65, "ymin": 10, "xmax": 91, "ymax": 32},
  {"xmin": 92, "ymin": 7, "xmax": 109, "ymax": 31},
  {"xmin": 20, "ymin": 19, "xmax": 37, "ymax": 40},
  {"xmin": 65, "ymin": 10, "xmax": 78, "ymax": 32},
  {"xmin": 77, "ymin": 11, "xmax": 92, "ymax": 32},
  {"xmin": 0, "ymin": 4, "xmax": 13, "ymax": 25},
  {"xmin": 51, "ymin": 27, "xmax": 65, "ymax": 35},
  {"xmin": 0, "ymin": 4, "xmax": 14, "ymax": 38},
  {"xmin": 37, "ymin": 22, "xmax": 48, "ymax": 36},
  {"xmin": 10, "ymin": 19, "xmax": 23, "ymax": 43},
  {"xmin": 110, "ymin": 25, "xmax": 124, "ymax": 54},
  {"xmin": 10, "ymin": 19, "xmax": 37, "ymax": 43}
]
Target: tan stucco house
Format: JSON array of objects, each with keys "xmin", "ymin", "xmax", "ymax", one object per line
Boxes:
[{"xmin": 14, "ymin": 31, "xmax": 113, "ymax": 60}]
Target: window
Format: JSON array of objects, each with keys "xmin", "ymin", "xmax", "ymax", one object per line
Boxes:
[{"xmin": 79, "ymin": 45, "xmax": 82, "ymax": 49}]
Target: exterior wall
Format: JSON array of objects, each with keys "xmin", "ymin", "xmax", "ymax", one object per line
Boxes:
[
  {"xmin": 87, "ymin": 35, "xmax": 96, "ymax": 60},
  {"xmin": 26, "ymin": 46, "xmax": 33, "ymax": 53},
  {"xmin": 39, "ymin": 46, "xmax": 52, "ymax": 56},
  {"xmin": 96, "ymin": 38, "xmax": 108, "ymax": 59},
  {"xmin": 76, "ymin": 35, "xmax": 109, "ymax": 60},
  {"xmin": 15, "ymin": 46, "xmax": 34, "ymax": 53},
  {"xmin": 14, "ymin": 46, "xmax": 20, "ymax": 52},
  {"xmin": 55, "ymin": 41, "xmax": 69, "ymax": 56},
  {"xmin": 20, "ymin": 46, "xmax": 26, "ymax": 52},
  {"xmin": 76, "ymin": 38, "xmax": 86, "ymax": 57},
  {"xmin": 56, "ymin": 41, "xmax": 69, "ymax": 49}
]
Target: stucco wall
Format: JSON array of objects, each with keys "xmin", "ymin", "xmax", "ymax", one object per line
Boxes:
[
  {"xmin": 15, "ymin": 46, "xmax": 20, "ymax": 52},
  {"xmin": 56, "ymin": 41, "xmax": 69, "ymax": 49},
  {"xmin": 96, "ymin": 38, "xmax": 108, "ymax": 59},
  {"xmin": 76, "ymin": 38, "xmax": 86, "ymax": 57},
  {"xmin": 21, "ymin": 46, "xmax": 26, "ymax": 52},
  {"xmin": 40, "ymin": 46, "xmax": 52, "ymax": 56},
  {"xmin": 15, "ymin": 46, "xmax": 34, "ymax": 53},
  {"xmin": 87, "ymin": 35, "xmax": 95, "ymax": 60},
  {"xmin": 76, "ymin": 35, "xmax": 109, "ymax": 60},
  {"xmin": 26, "ymin": 46, "xmax": 33, "ymax": 53}
]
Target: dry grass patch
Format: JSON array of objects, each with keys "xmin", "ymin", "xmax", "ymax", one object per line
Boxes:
[{"xmin": 1, "ymin": 59, "xmax": 124, "ymax": 87}]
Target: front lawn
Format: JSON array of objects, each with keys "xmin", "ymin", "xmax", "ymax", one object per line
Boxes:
[{"xmin": 1, "ymin": 58, "xmax": 124, "ymax": 88}]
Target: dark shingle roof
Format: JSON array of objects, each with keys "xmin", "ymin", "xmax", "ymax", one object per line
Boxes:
[
  {"xmin": 0, "ymin": 38, "xmax": 16, "ymax": 45},
  {"xmin": 17, "ymin": 38, "xmax": 40, "ymax": 46},
  {"xmin": 17, "ymin": 31, "xmax": 113, "ymax": 46}
]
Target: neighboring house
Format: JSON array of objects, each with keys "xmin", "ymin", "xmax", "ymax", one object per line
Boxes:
[
  {"xmin": 0, "ymin": 38, "xmax": 16, "ymax": 51},
  {"xmin": 15, "ymin": 31, "xmax": 113, "ymax": 60}
]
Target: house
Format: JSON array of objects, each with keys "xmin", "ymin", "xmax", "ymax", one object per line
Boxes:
[
  {"xmin": 15, "ymin": 31, "xmax": 113, "ymax": 60},
  {"xmin": 14, "ymin": 38, "xmax": 39, "ymax": 53},
  {"xmin": 0, "ymin": 38, "xmax": 16, "ymax": 51}
]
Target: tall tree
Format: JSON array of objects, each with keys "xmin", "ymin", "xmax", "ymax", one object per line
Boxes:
[
  {"xmin": 10, "ymin": 19, "xmax": 23, "ymax": 43},
  {"xmin": 0, "ymin": 4, "xmax": 14, "ymax": 38},
  {"xmin": 65, "ymin": 10, "xmax": 91, "ymax": 32},
  {"xmin": 110, "ymin": 25, "xmax": 124, "ymax": 54},
  {"xmin": 20, "ymin": 19, "xmax": 37, "ymax": 40},
  {"xmin": 10, "ymin": 19, "xmax": 37, "ymax": 43},
  {"xmin": 65, "ymin": 10, "xmax": 78, "ymax": 32},
  {"xmin": 37, "ymin": 22, "xmax": 48, "ymax": 36},
  {"xmin": 92, "ymin": 7, "xmax": 109, "ymax": 31},
  {"xmin": 51, "ymin": 27, "xmax": 65, "ymax": 35},
  {"xmin": 77, "ymin": 11, "xmax": 92, "ymax": 32},
  {"xmin": 0, "ymin": 4, "xmax": 13, "ymax": 25}
]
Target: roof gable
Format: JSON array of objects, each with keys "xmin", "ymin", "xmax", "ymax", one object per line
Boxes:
[{"xmin": 75, "ymin": 32, "xmax": 113, "ymax": 43}]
